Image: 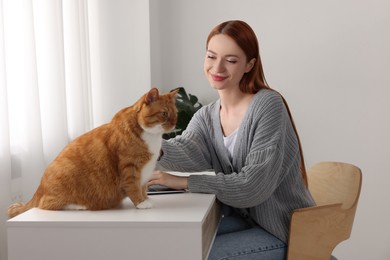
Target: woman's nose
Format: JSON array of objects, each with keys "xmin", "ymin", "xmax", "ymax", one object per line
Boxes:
[{"xmin": 213, "ymin": 59, "xmax": 225, "ymax": 73}]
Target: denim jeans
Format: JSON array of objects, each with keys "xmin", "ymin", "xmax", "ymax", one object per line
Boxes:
[
  {"xmin": 207, "ymin": 211, "xmax": 287, "ymax": 260},
  {"xmin": 208, "ymin": 211, "xmax": 338, "ymax": 260}
]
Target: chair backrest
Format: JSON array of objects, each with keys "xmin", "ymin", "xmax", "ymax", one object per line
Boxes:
[
  {"xmin": 287, "ymin": 162, "xmax": 362, "ymax": 260},
  {"xmin": 308, "ymin": 162, "xmax": 362, "ymax": 209}
]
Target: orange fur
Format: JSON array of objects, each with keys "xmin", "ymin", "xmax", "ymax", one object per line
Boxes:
[{"xmin": 7, "ymin": 88, "xmax": 177, "ymax": 218}]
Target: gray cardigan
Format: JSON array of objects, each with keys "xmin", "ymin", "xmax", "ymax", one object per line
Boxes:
[{"xmin": 158, "ymin": 89, "xmax": 315, "ymax": 242}]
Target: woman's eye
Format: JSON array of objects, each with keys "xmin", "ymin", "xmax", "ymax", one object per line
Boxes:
[
  {"xmin": 227, "ymin": 59, "xmax": 237, "ymax": 64},
  {"xmin": 207, "ymin": 55, "xmax": 216, "ymax": 60}
]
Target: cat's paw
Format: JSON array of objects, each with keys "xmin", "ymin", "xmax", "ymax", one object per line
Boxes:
[
  {"xmin": 136, "ymin": 199, "xmax": 153, "ymax": 209},
  {"xmin": 63, "ymin": 204, "xmax": 87, "ymax": 210}
]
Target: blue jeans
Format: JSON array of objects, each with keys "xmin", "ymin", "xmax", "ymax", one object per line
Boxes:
[
  {"xmin": 208, "ymin": 210, "xmax": 338, "ymax": 260},
  {"xmin": 208, "ymin": 211, "xmax": 287, "ymax": 260}
]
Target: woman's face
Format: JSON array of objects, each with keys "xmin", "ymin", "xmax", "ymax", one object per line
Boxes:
[{"xmin": 204, "ymin": 34, "xmax": 254, "ymax": 91}]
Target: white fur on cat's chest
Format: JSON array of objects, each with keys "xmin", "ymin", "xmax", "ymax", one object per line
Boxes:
[{"xmin": 140, "ymin": 129, "xmax": 163, "ymax": 185}]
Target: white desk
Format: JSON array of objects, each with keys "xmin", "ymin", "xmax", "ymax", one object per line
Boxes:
[{"xmin": 7, "ymin": 192, "xmax": 221, "ymax": 260}]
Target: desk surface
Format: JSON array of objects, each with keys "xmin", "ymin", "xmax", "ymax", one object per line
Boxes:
[
  {"xmin": 8, "ymin": 193, "xmax": 215, "ymax": 227},
  {"xmin": 8, "ymin": 192, "xmax": 221, "ymax": 260}
]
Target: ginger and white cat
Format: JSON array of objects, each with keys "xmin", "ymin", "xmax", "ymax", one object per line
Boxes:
[{"xmin": 7, "ymin": 88, "xmax": 177, "ymax": 218}]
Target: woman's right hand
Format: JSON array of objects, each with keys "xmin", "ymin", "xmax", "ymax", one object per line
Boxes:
[{"xmin": 148, "ymin": 170, "xmax": 189, "ymax": 190}]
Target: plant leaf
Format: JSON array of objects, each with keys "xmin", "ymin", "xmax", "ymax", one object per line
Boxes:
[{"xmin": 163, "ymin": 87, "xmax": 202, "ymax": 140}]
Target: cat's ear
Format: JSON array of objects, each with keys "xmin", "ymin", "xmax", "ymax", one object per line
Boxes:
[
  {"xmin": 169, "ymin": 89, "xmax": 179, "ymax": 100},
  {"xmin": 145, "ymin": 88, "xmax": 160, "ymax": 105}
]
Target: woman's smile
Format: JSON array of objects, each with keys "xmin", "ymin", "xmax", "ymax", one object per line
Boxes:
[{"xmin": 211, "ymin": 74, "xmax": 228, "ymax": 82}]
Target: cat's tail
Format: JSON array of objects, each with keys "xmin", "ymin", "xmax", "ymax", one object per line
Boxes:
[{"xmin": 7, "ymin": 186, "xmax": 43, "ymax": 218}]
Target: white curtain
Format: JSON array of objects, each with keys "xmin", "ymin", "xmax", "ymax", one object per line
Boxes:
[
  {"xmin": 0, "ymin": 0, "xmax": 151, "ymax": 259},
  {"xmin": 0, "ymin": 1, "xmax": 92, "ymax": 259}
]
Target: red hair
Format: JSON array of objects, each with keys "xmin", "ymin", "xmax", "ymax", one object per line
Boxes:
[{"xmin": 207, "ymin": 20, "xmax": 308, "ymax": 186}]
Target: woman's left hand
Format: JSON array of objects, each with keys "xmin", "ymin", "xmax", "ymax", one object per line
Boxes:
[{"xmin": 148, "ymin": 170, "xmax": 189, "ymax": 190}]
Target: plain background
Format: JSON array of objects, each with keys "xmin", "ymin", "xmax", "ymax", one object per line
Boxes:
[
  {"xmin": 2, "ymin": 1, "xmax": 388, "ymax": 260},
  {"xmin": 149, "ymin": 0, "xmax": 390, "ymax": 259}
]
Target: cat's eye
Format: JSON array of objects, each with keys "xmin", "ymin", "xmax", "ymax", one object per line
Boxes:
[{"xmin": 162, "ymin": 111, "xmax": 168, "ymax": 118}]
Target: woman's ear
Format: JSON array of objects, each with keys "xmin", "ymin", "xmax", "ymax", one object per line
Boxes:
[{"xmin": 245, "ymin": 58, "xmax": 256, "ymax": 73}]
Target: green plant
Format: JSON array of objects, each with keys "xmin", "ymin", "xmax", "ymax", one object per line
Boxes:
[{"xmin": 163, "ymin": 87, "xmax": 202, "ymax": 139}]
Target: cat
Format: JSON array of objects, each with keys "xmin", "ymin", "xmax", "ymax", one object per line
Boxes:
[{"xmin": 7, "ymin": 88, "xmax": 178, "ymax": 218}]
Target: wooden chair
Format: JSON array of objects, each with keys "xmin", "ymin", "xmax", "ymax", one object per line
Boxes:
[{"xmin": 287, "ymin": 162, "xmax": 362, "ymax": 260}]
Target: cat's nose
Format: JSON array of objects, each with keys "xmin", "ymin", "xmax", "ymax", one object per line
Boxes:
[{"xmin": 170, "ymin": 118, "xmax": 177, "ymax": 126}]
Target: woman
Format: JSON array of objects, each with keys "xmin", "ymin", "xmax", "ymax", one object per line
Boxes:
[{"xmin": 149, "ymin": 20, "xmax": 315, "ymax": 259}]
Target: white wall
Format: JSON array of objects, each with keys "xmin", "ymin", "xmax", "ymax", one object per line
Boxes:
[
  {"xmin": 150, "ymin": 0, "xmax": 390, "ymax": 259},
  {"xmin": 88, "ymin": 0, "xmax": 150, "ymax": 127}
]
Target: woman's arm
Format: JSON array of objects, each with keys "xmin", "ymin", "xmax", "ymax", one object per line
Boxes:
[{"xmin": 157, "ymin": 106, "xmax": 214, "ymax": 172}]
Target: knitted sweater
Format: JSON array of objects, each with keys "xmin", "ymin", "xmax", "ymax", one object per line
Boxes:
[{"xmin": 158, "ymin": 89, "xmax": 315, "ymax": 242}]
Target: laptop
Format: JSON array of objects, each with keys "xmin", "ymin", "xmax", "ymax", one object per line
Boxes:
[{"xmin": 147, "ymin": 184, "xmax": 186, "ymax": 195}]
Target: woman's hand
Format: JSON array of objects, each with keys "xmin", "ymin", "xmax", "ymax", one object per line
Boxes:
[{"xmin": 148, "ymin": 170, "xmax": 189, "ymax": 190}]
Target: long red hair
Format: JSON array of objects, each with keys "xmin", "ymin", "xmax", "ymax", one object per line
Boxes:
[{"xmin": 207, "ymin": 20, "xmax": 308, "ymax": 186}]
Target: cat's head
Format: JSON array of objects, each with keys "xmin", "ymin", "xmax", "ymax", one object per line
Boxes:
[{"xmin": 137, "ymin": 88, "xmax": 178, "ymax": 134}]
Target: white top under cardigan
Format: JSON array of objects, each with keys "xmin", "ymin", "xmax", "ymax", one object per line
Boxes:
[
  {"xmin": 157, "ymin": 89, "xmax": 315, "ymax": 242},
  {"xmin": 223, "ymin": 128, "xmax": 238, "ymax": 160}
]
